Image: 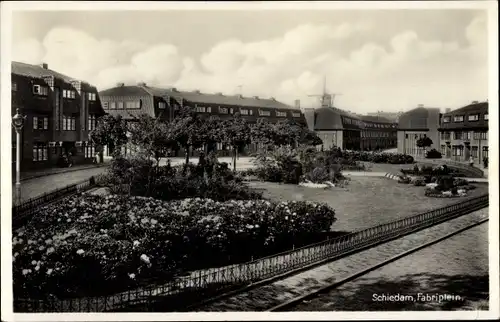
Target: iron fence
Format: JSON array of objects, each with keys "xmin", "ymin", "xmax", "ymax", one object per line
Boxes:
[
  {"xmin": 14, "ymin": 194, "xmax": 488, "ymax": 312},
  {"xmin": 12, "ymin": 174, "xmax": 106, "ymax": 229}
]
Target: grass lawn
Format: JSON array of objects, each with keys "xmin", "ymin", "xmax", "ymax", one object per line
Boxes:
[{"xmin": 248, "ymin": 177, "xmax": 488, "ymax": 232}]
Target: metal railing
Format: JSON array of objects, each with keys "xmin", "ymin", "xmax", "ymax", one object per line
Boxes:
[
  {"xmin": 14, "ymin": 194, "xmax": 488, "ymax": 312},
  {"xmin": 12, "ymin": 174, "xmax": 106, "ymax": 229}
]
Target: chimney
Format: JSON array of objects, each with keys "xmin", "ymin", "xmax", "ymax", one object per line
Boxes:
[
  {"xmin": 39, "ymin": 63, "xmax": 48, "ymax": 69},
  {"xmin": 445, "ymin": 108, "xmax": 451, "ymax": 113},
  {"xmin": 170, "ymin": 87, "xmax": 178, "ymax": 92},
  {"xmin": 417, "ymin": 104, "xmax": 424, "ymax": 108},
  {"xmin": 238, "ymin": 94, "xmax": 244, "ymax": 99},
  {"xmin": 116, "ymin": 82, "xmax": 125, "ymax": 87},
  {"xmin": 194, "ymin": 90, "xmax": 201, "ymax": 94},
  {"xmin": 471, "ymin": 100, "xmax": 479, "ymax": 104},
  {"xmin": 253, "ymin": 96, "xmax": 259, "ymax": 99},
  {"xmin": 215, "ymin": 92, "xmax": 223, "ymax": 96},
  {"xmin": 294, "ymin": 99, "xmax": 300, "ymax": 109},
  {"xmin": 270, "ymin": 97, "xmax": 276, "ymax": 101},
  {"xmin": 137, "ymin": 82, "xmax": 146, "ymax": 87}
]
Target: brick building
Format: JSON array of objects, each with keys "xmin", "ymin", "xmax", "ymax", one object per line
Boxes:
[
  {"xmin": 11, "ymin": 61, "xmax": 105, "ymax": 170},
  {"xmin": 397, "ymin": 105, "xmax": 442, "ymax": 157},
  {"xmin": 98, "ymin": 82, "xmax": 307, "ymax": 156},
  {"xmin": 303, "ymin": 106, "xmax": 397, "ymax": 151},
  {"xmin": 438, "ymin": 101, "xmax": 488, "ymax": 164}
]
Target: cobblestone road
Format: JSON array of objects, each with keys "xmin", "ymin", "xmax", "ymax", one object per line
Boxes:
[
  {"xmin": 292, "ymin": 218, "xmax": 489, "ymax": 311},
  {"xmin": 198, "ymin": 208, "xmax": 488, "ymax": 311}
]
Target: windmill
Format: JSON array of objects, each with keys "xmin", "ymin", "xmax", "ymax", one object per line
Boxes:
[{"xmin": 308, "ymin": 76, "xmax": 341, "ymax": 108}]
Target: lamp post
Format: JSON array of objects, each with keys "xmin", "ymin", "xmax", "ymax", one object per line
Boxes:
[{"xmin": 12, "ymin": 108, "xmax": 26, "ymax": 205}]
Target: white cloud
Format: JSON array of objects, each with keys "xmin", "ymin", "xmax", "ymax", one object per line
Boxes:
[{"xmin": 12, "ymin": 15, "xmax": 488, "ymax": 113}]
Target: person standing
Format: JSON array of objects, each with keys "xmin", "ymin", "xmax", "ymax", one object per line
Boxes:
[{"xmin": 469, "ymin": 155, "xmax": 474, "ymax": 167}]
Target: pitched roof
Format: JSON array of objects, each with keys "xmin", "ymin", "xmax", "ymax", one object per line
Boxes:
[
  {"xmin": 360, "ymin": 115, "xmax": 393, "ymax": 123},
  {"xmin": 99, "ymin": 85, "xmax": 152, "ymax": 97},
  {"xmin": 11, "ymin": 61, "xmax": 90, "ymax": 85},
  {"xmin": 443, "ymin": 101, "xmax": 488, "ymax": 116},
  {"xmin": 440, "ymin": 101, "xmax": 488, "ymax": 130}
]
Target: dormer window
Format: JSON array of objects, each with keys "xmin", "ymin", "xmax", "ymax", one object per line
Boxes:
[
  {"xmin": 484, "ymin": 114, "xmax": 488, "ymax": 121},
  {"xmin": 292, "ymin": 112, "xmax": 301, "ymax": 118},
  {"xmin": 63, "ymin": 89, "xmax": 76, "ymax": 99},
  {"xmin": 33, "ymin": 85, "xmax": 48, "ymax": 96},
  {"xmin": 468, "ymin": 114, "xmax": 479, "ymax": 121},
  {"xmin": 443, "ymin": 116, "xmax": 451, "ymax": 123},
  {"xmin": 453, "ymin": 115, "xmax": 464, "ymax": 122},
  {"xmin": 276, "ymin": 111, "xmax": 287, "ymax": 117},
  {"xmin": 87, "ymin": 93, "xmax": 97, "ymax": 101},
  {"xmin": 259, "ymin": 110, "xmax": 271, "ymax": 116}
]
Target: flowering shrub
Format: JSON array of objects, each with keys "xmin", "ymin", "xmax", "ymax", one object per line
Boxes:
[
  {"xmin": 425, "ymin": 149, "xmax": 442, "ymax": 159},
  {"xmin": 341, "ymin": 151, "xmax": 414, "ymax": 164},
  {"xmin": 13, "ymin": 194, "xmax": 336, "ymax": 298}
]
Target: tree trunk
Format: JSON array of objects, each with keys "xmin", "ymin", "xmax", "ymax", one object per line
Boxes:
[{"xmin": 233, "ymin": 147, "xmax": 237, "ymax": 172}]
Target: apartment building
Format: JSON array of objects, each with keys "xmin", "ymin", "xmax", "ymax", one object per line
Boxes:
[
  {"xmin": 99, "ymin": 82, "xmax": 307, "ymax": 156},
  {"xmin": 304, "ymin": 105, "xmax": 397, "ymax": 151},
  {"xmin": 438, "ymin": 101, "xmax": 488, "ymax": 164},
  {"xmin": 11, "ymin": 61, "xmax": 105, "ymax": 170},
  {"xmin": 397, "ymin": 105, "xmax": 441, "ymax": 157}
]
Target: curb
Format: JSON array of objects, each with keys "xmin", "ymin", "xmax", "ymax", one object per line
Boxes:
[
  {"xmin": 14, "ymin": 164, "xmax": 108, "ymax": 183},
  {"xmin": 384, "ymin": 172, "xmax": 400, "ymax": 181}
]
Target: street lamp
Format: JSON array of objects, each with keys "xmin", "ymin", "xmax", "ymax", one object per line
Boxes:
[{"xmin": 12, "ymin": 108, "xmax": 26, "ymax": 205}]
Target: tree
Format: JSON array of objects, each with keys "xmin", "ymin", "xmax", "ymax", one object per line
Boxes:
[
  {"xmin": 127, "ymin": 114, "xmax": 177, "ymax": 166},
  {"xmin": 220, "ymin": 113, "xmax": 252, "ymax": 171},
  {"xmin": 416, "ymin": 136, "xmax": 433, "ymax": 156},
  {"xmin": 89, "ymin": 114, "xmax": 128, "ymax": 157},
  {"xmin": 168, "ymin": 107, "xmax": 205, "ymax": 167},
  {"xmin": 250, "ymin": 118, "xmax": 276, "ymax": 150}
]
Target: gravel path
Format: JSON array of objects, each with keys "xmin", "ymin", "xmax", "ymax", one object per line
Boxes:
[
  {"xmin": 198, "ymin": 208, "xmax": 488, "ymax": 311},
  {"xmin": 292, "ymin": 218, "xmax": 489, "ymax": 311}
]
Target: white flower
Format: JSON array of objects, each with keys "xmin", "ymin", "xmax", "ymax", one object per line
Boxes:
[
  {"xmin": 67, "ymin": 219, "xmax": 71, "ymax": 223},
  {"xmin": 76, "ymin": 249, "xmax": 85, "ymax": 255},
  {"xmin": 22, "ymin": 269, "xmax": 30, "ymax": 275},
  {"xmin": 14, "ymin": 252, "xmax": 19, "ymax": 257},
  {"xmin": 46, "ymin": 247, "xmax": 55, "ymax": 254},
  {"xmin": 18, "ymin": 232, "xmax": 24, "ymax": 237},
  {"xmin": 31, "ymin": 260, "xmax": 37, "ymax": 265},
  {"xmin": 151, "ymin": 219, "xmax": 158, "ymax": 225},
  {"xmin": 35, "ymin": 266, "xmax": 40, "ymax": 271},
  {"xmin": 285, "ymin": 216, "xmax": 289, "ymax": 220},
  {"xmin": 46, "ymin": 268, "xmax": 53, "ymax": 275},
  {"xmin": 128, "ymin": 273, "xmax": 136, "ymax": 279},
  {"xmin": 133, "ymin": 240, "xmax": 140, "ymax": 247},
  {"xmin": 140, "ymin": 254, "xmax": 150, "ymax": 264},
  {"xmin": 45, "ymin": 239, "xmax": 53, "ymax": 245},
  {"xmin": 38, "ymin": 246, "xmax": 45, "ymax": 251}
]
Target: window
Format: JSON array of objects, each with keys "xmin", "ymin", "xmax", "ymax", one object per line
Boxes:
[
  {"xmin": 471, "ymin": 146, "xmax": 478, "ymax": 158},
  {"xmin": 63, "ymin": 89, "xmax": 76, "ymax": 99},
  {"xmin": 206, "ymin": 107, "xmax": 212, "ymax": 113},
  {"xmin": 443, "ymin": 116, "xmax": 451, "ymax": 123},
  {"xmin": 110, "ymin": 102, "xmax": 116, "ymax": 109},
  {"xmin": 88, "ymin": 115, "xmax": 97, "ymax": 131},
  {"xmin": 117, "ymin": 102, "xmax": 124, "ymax": 109},
  {"xmin": 453, "ymin": 115, "xmax": 464, "ymax": 122},
  {"xmin": 196, "ymin": 106, "xmax": 206, "ymax": 113},
  {"xmin": 62, "ymin": 116, "xmax": 76, "ymax": 131},
  {"xmin": 33, "ymin": 143, "xmax": 48, "ymax": 161},
  {"xmin": 452, "ymin": 145, "xmax": 464, "ymax": 156},
  {"xmin": 240, "ymin": 109, "xmax": 249, "ymax": 115},
  {"xmin": 229, "ymin": 108, "xmax": 234, "ymax": 114},
  {"xmin": 249, "ymin": 109, "xmax": 253, "ymax": 115},
  {"xmin": 292, "ymin": 112, "xmax": 301, "ymax": 118},
  {"xmin": 259, "ymin": 110, "xmax": 271, "ymax": 116},
  {"xmin": 405, "ymin": 134, "xmax": 408, "ymax": 139},
  {"xmin": 33, "ymin": 116, "xmax": 49, "ymax": 130},
  {"xmin": 12, "ymin": 82, "xmax": 17, "ymax": 91},
  {"xmin": 440, "ymin": 145, "xmax": 446, "ymax": 155},
  {"xmin": 453, "ymin": 131, "xmax": 462, "ymax": 140},
  {"xmin": 473, "ymin": 131, "xmax": 487, "ymax": 140},
  {"xmin": 468, "ymin": 114, "xmax": 479, "ymax": 121},
  {"xmin": 159, "ymin": 102, "xmax": 166, "ymax": 109},
  {"xmin": 103, "ymin": 102, "xmax": 109, "ymax": 109},
  {"xmin": 33, "ymin": 85, "xmax": 48, "ymax": 96},
  {"xmin": 276, "ymin": 111, "xmax": 287, "ymax": 117},
  {"xmin": 482, "ymin": 146, "xmax": 488, "ymax": 158},
  {"xmin": 219, "ymin": 107, "xmax": 228, "ymax": 114},
  {"xmin": 484, "ymin": 114, "xmax": 488, "ymax": 121},
  {"xmin": 85, "ymin": 144, "xmax": 96, "ymax": 158},
  {"xmin": 126, "ymin": 101, "xmax": 137, "ymax": 109},
  {"xmin": 87, "ymin": 93, "xmax": 97, "ymax": 101},
  {"xmin": 441, "ymin": 132, "xmax": 451, "ymax": 140}
]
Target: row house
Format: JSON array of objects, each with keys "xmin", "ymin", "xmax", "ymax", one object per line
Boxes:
[
  {"xmin": 396, "ymin": 105, "xmax": 442, "ymax": 157},
  {"xmin": 11, "ymin": 61, "xmax": 105, "ymax": 170},
  {"xmin": 98, "ymin": 82, "xmax": 307, "ymax": 156},
  {"xmin": 303, "ymin": 103, "xmax": 398, "ymax": 151},
  {"xmin": 438, "ymin": 101, "xmax": 488, "ymax": 164}
]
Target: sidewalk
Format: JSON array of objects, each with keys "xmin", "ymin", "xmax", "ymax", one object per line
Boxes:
[{"xmin": 12, "ymin": 161, "xmax": 109, "ymax": 183}]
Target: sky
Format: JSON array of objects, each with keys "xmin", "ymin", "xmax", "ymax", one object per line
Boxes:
[{"xmin": 11, "ymin": 8, "xmax": 489, "ymax": 114}]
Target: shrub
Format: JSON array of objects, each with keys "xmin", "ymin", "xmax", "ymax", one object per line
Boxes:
[
  {"xmin": 426, "ymin": 149, "xmax": 442, "ymax": 159},
  {"xmin": 413, "ymin": 178, "xmax": 426, "ymax": 186},
  {"xmin": 398, "ymin": 175, "xmax": 411, "ymax": 184},
  {"xmin": 13, "ymin": 194, "xmax": 337, "ymax": 298},
  {"xmin": 451, "ymin": 187, "xmax": 458, "ymax": 195},
  {"xmin": 304, "ymin": 166, "xmax": 330, "ymax": 183},
  {"xmin": 483, "ymin": 157, "xmax": 488, "ymax": 168},
  {"xmin": 453, "ymin": 178, "xmax": 469, "ymax": 187}
]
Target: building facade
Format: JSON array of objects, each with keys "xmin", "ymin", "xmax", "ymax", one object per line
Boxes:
[
  {"xmin": 11, "ymin": 62, "xmax": 105, "ymax": 170},
  {"xmin": 397, "ymin": 105, "xmax": 441, "ymax": 157},
  {"xmin": 304, "ymin": 106, "xmax": 397, "ymax": 151},
  {"xmin": 438, "ymin": 101, "xmax": 488, "ymax": 164},
  {"xmin": 99, "ymin": 83, "xmax": 307, "ymax": 156}
]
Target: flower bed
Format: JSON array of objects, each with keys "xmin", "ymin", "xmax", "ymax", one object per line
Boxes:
[
  {"xmin": 342, "ymin": 151, "xmax": 414, "ymax": 164},
  {"xmin": 13, "ymin": 194, "xmax": 336, "ymax": 299}
]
